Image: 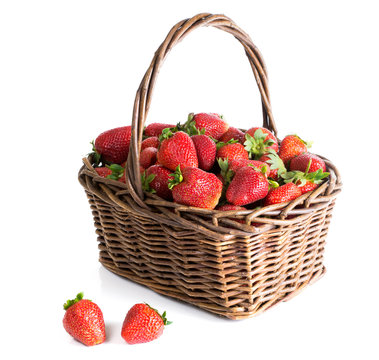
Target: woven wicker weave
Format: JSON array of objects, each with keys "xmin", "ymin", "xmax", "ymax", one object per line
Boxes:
[{"xmin": 78, "ymin": 13, "xmax": 342, "ymax": 320}]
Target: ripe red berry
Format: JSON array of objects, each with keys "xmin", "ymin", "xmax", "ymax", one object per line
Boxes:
[{"xmin": 62, "ymin": 293, "xmax": 105, "ymax": 346}]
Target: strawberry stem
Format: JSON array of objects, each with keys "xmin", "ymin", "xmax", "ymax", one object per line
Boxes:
[
  {"xmin": 168, "ymin": 165, "xmax": 183, "ymax": 190},
  {"xmin": 145, "ymin": 303, "xmax": 172, "ymax": 325},
  {"xmin": 63, "ymin": 292, "xmax": 87, "ymax": 311}
]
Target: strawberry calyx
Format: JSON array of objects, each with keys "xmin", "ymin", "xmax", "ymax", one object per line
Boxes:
[
  {"xmin": 159, "ymin": 128, "xmax": 175, "ymax": 142},
  {"xmin": 268, "ymin": 179, "xmax": 280, "ymax": 189},
  {"xmin": 105, "ymin": 164, "xmax": 125, "ymax": 181},
  {"xmin": 281, "ymin": 158, "xmax": 330, "ymax": 186},
  {"xmin": 63, "ymin": 292, "xmax": 89, "ymax": 311},
  {"xmin": 244, "ymin": 129, "xmax": 275, "ymax": 159},
  {"xmin": 141, "ymin": 171, "xmax": 156, "ymax": 193},
  {"xmin": 89, "ymin": 140, "xmax": 101, "ymax": 166},
  {"xmin": 181, "ymin": 113, "xmax": 206, "ymax": 136},
  {"xmin": 145, "ymin": 303, "xmax": 173, "ymax": 326},
  {"xmin": 168, "ymin": 165, "xmax": 183, "ymax": 190},
  {"xmin": 216, "ymin": 139, "xmax": 239, "ymax": 150},
  {"xmin": 217, "ymin": 158, "xmax": 234, "ymax": 185},
  {"xmin": 263, "ymin": 149, "xmax": 287, "ymax": 177},
  {"xmin": 247, "ymin": 163, "xmax": 268, "ymax": 176}
]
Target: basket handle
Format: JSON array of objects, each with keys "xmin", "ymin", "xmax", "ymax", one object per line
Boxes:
[{"xmin": 126, "ymin": 13, "xmax": 277, "ymax": 205}]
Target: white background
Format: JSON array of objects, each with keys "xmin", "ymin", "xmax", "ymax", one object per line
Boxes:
[{"xmin": 1, "ymin": 1, "xmax": 378, "ymax": 359}]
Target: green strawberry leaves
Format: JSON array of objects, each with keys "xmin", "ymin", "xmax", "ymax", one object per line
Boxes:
[
  {"xmin": 89, "ymin": 140, "xmax": 101, "ymax": 166},
  {"xmin": 145, "ymin": 303, "xmax": 172, "ymax": 326},
  {"xmin": 216, "ymin": 139, "xmax": 238, "ymax": 150},
  {"xmin": 159, "ymin": 128, "xmax": 175, "ymax": 142},
  {"xmin": 106, "ymin": 164, "xmax": 125, "ymax": 181},
  {"xmin": 217, "ymin": 158, "xmax": 234, "ymax": 185},
  {"xmin": 141, "ymin": 171, "xmax": 156, "ymax": 193},
  {"xmin": 281, "ymin": 168, "xmax": 330, "ymax": 186},
  {"xmin": 264, "ymin": 149, "xmax": 287, "ymax": 177},
  {"xmin": 244, "ymin": 129, "xmax": 275, "ymax": 159},
  {"xmin": 168, "ymin": 165, "xmax": 183, "ymax": 190},
  {"xmin": 63, "ymin": 292, "xmax": 89, "ymax": 311}
]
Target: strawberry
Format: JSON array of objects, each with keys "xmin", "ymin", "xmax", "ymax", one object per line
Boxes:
[
  {"xmin": 140, "ymin": 147, "xmax": 158, "ymax": 169},
  {"xmin": 95, "ymin": 164, "xmax": 125, "ymax": 182},
  {"xmin": 217, "ymin": 142, "xmax": 249, "ymax": 162},
  {"xmin": 93, "ymin": 126, "xmax": 132, "ymax": 164},
  {"xmin": 264, "ymin": 182, "xmax": 302, "ymax": 206},
  {"xmin": 244, "ymin": 127, "xmax": 279, "ymax": 159},
  {"xmin": 188, "ymin": 113, "xmax": 229, "ymax": 140},
  {"xmin": 157, "ymin": 131, "xmax": 198, "ymax": 171},
  {"xmin": 95, "ymin": 167, "xmax": 112, "ymax": 178},
  {"xmin": 145, "ymin": 123, "xmax": 175, "ymax": 137},
  {"xmin": 296, "ymin": 180, "xmax": 319, "ymax": 194},
  {"xmin": 259, "ymin": 150, "xmax": 287, "ymax": 180},
  {"xmin": 226, "ymin": 166, "xmax": 269, "ymax": 206},
  {"xmin": 228, "ymin": 159, "xmax": 270, "ymax": 176},
  {"xmin": 63, "ymin": 292, "xmax": 105, "ymax": 346},
  {"xmin": 219, "ymin": 127, "xmax": 245, "ymax": 144},
  {"xmin": 143, "ymin": 165, "xmax": 174, "ymax": 200},
  {"xmin": 121, "ymin": 303, "xmax": 172, "ymax": 345},
  {"xmin": 141, "ymin": 136, "xmax": 160, "ymax": 151},
  {"xmin": 289, "ymin": 153, "xmax": 326, "ymax": 173},
  {"xmin": 216, "ymin": 204, "xmax": 247, "ymax": 224},
  {"xmin": 280, "ymin": 160, "xmax": 330, "ymax": 194},
  {"xmin": 191, "ymin": 134, "xmax": 217, "ymax": 171},
  {"xmin": 278, "ymin": 135, "xmax": 311, "ymax": 166},
  {"xmin": 169, "ymin": 166, "xmax": 223, "ymax": 209}
]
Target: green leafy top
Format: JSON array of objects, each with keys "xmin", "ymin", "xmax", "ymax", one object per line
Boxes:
[
  {"xmin": 89, "ymin": 140, "xmax": 101, "ymax": 166},
  {"xmin": 106, "ymin": 164, "xmax": 125, "ymax": 181},
  {"xmin": 168, "ymin": 165, "xmax": 183, "ymax": 190},
  {"xmin": 263, "ymin": 149, "xmax": 287, "ymax": 178},
  {"xmin": 145, "ymin": 303, "xmax": 172, "ymax": 326},
  {"xmin": 63, "ymin": 292, "xmax": 88, "ymax": 311},
  {"xmin": 141, "ymin": 171, "xmax": 156, "ymax": 193},
  {"xmin": 244, "ymin": 129, "xmax": 275, "ymax": 159},
  {"xmin": 217, "ymin": 158, "xmax": 234, "ymax": 185},
  {"xmin": 281, "ymin": 160, "xmax": 329, "ymax": 186},
  {"xmin": 216, "ymin": 139, "xmax": 238, "ymax": 150},
  {"xmin": 159, "ymin": 128, "xmax": 175, "ymax": 142}
]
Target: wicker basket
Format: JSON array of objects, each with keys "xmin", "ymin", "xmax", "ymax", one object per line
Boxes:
[{"xmin": 78, "ymin": 13, "xmax": 342, "ymax": 320}]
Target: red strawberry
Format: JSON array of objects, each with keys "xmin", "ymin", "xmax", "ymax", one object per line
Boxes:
[
  {"xmin": 93, "ymin": 126, "xmax": 132, "ymax": 164},
  {"xmin": 217, "ymin": 142, "xmax": 249, "ymax": 162},
  {"xmin": 145, "ymin": 123, "xmax": 175, "ymax": 137},
  {"xmin": 289, "ymin": 153, "xmax": 326, "ymax": 173},
  {"xmin": 121, "ymin": 303, "xmax": 172, "ymax": 345},
  {"xmin": 143, "ymin": 165, "xmax": 174, "ymax": 200},
  {"xmin": 169, "ymin": 166, "xmax": 223, "ymax": 209},
  {"xmin": 219, "ymin": 127, "xmax": 245, "ymax": 144},
  {"xmin": 189, "ymin": 113, "xmax": 229, "ymax": 140},
  {"xmin": 191, "ymin": 134, "xmax": 217, "ymax": 171},
  {"xmin": 140, "ymin": 147, "xmax": 158, "ymax": 169},
  {"xmin": 95, "ymin": 164, "xmax": 125, "ymax": 183},
  {"xmin": 216, "ymin": 204, "xmax": 247, "ymax": 224},
  {"xmin": 95, "ymin": 167, "xmax": 112, "ymax": 178},
  {"xmin": 296, "ymin": 180, "xmax": 319, "ymax": 194},
  {"xmin": 226, "ymin": 166, "xmax": 269, "ymax": 206},
  {"xmin": 244, "ymin": 127, "xmax": 279, "ymax": 159},
  {"xmin": 141, "ymin": 136, "xmax": 160, "ymax": 151},
  {"xmin": 264, "ymin": 182, "xmax": 302, "ymax": 206},
  {"xmin": 63, "ymin": 292, "xmax": 105, "ymax": 346},
  {"xmin": 228, "ymin": 159, "xmax": 270, "ymax": 176},
  {"xmin": 278, "ymin": 135, "xmax": 311, "ymax": 166},
  {"xmin": 157, "ymin": 131, "xmax": 198, "ymax": 171}
]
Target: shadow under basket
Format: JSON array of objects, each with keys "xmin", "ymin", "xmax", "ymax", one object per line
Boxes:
[{"xmin": 78, "ymin": 13, "xmax": 342, "ymax": 320}]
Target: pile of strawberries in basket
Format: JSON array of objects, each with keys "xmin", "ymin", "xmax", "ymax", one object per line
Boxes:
[{"xmin": 91, "ymin": 113, "xmax": 329, "ymax": 212}]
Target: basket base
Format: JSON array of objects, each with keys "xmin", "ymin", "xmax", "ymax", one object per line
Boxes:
[{"xmin": 99, "ymin": 258, "xmax": 326, "ymax": 320}]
